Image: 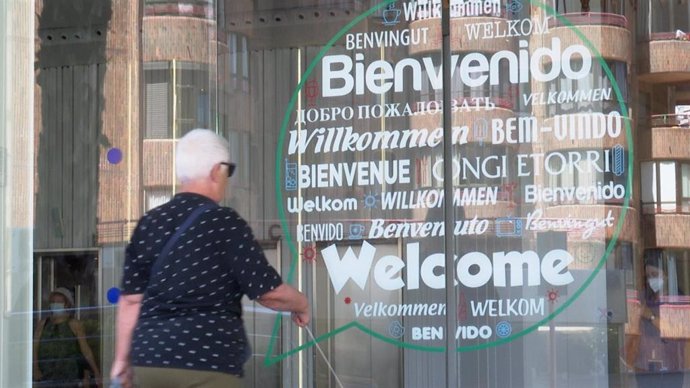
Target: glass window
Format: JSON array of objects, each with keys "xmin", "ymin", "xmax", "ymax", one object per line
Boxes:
[
  {"xmin": 1, "ymin": 1, "xmax": 34, "ymax": 385},
  {"xmin": 547, "ymin": 61, "xmax": 627, "ymax": 116},
  {"xmin": 660, "ymin": 161, "xmax": 677, "ymax": 212},
  {"xmin": 640, "ymin": 161, "xmax": 690, "ymax": 214},
  {"xmin": 144, "ymin": 65, "xmax": 173, "ymax": 140},
  {"xmin": 682, "ymin": 164, "xmax": 690, "ymax": 212},
  {"xmin": 637, "ymin": 0, "xmax": 690, "ymax": 36},
  {"xmin": 419, "ymin": 53, "xmax": 515, "ymax": 109},
  {"xmin": 145, "ymin": 187, "xmax": 172, "ymax": 211},
  {"xmin": 7, "ymin": 1, "xmax": 689, "ymax": 387},
  {"xmin": 641, "ymin": 161, "xmax": 657, "ymax": 213},
  {"xmin": 547, "ymin": 149, "xmax": 627, "ymax": 205},
  {"xmin": 625, "ymin": 249, "xmax": 690, "ymax": 377},
  {"xmin": 674, "ymin": 0, "xmax": 690, "ymax": 34}
]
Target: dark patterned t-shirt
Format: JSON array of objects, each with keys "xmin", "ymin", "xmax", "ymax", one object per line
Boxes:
[{"xmin": 121, "ymin": 192, "xmax": 282, "ymax": 376}]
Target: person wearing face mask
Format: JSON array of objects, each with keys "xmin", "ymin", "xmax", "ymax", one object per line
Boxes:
[
  {"xmin": 33, "ymin": 287, "xmax": 102, "ymax": 387},
  {"xmin": 624, "ymin": 255, "xmax": 690, "ymax": 387}
]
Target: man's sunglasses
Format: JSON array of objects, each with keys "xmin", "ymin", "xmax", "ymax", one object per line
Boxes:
[{"xmin": 220, "ymin": 162, "xmax": 236, "ymax": 177}]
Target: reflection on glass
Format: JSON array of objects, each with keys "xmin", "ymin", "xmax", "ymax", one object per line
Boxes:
[
  {"xmin": 33, "ymin": 286, "xmax": 101, "ymax": 387},
  {"xmin": 682, "ymin": 164, "xmax": 690, "ymax": 213},
  {"xmin": 11, "ymin": 0, "xmax": 687, "ymax": 386},
  {"xmin": 637, "ymin": 0, "xmax": 690, "ymax": 38},
  {"xmin": 625, "ymin": 250, "xmax": 690, "ymax": 387},
  {"xmin": 641, "ymin": 162, "xmax": 690, "ymax": 214}
]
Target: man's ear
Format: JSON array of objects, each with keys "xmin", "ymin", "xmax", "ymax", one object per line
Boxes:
[{"xmin": 210, "ymin": 163, "xmax": 222, "ymax": 182}]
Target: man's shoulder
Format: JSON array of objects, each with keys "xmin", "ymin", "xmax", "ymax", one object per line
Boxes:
[
  {"xmin": 141, "ymin": 195, "xmax": 213, "ymax": 220},
  {"xmin": 213, "ymin": 206, "xmax": 250, "ymax": 226},
  {"xmin": 140, "ymin": 198, "xmax": 180, "ymax": 219}
]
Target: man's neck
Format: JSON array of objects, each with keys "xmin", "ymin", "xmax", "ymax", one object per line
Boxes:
[{"xmin": 180, "ymin": 181, "xmax": 219, "ymax": 203}]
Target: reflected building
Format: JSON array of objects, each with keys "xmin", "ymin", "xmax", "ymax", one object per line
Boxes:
[{"xmin": 3, "ymin": 0, "xmax": 690, "ymax": 387}]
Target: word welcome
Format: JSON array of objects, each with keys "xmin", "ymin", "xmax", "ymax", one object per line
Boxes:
[
  {"xmin": 354, "ymin": 302, "xmax": 446, "ymax": 317},
  {"xmin": 287, "ymin": 126, "xmax": 468, "ymax": 155},
  {"xmin": 402, "ymin": 0, "xmax": 501, "ymax": 21},
  {"xmin": 321, "ymin": 241, "xmax": 574, "ymax": 293},
  {"xmin": 381, "ymin": 187, "xmax": 498, "ymax": 209}
]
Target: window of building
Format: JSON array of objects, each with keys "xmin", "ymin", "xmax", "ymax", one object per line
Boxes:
[
  {"xmin": 547, "ymin": 60, "xmax": 627, "ymax": 116},
  {"xmin": 642, "ymin": 248, "xmax": 690, "ymax": 296},
  {"xmin": 415, "ymin": 54, "xmax": 516, "ymax": 110},
  {"xmin": 145, "ymin": 187, "xmax": 172, "ymax": 211},
  {"xmin": 553, "ymin": 0, "xmax": 625, "ymax": 14},
  {"xmin": 144, "ymin": 61, "xmax": 212, "ymax": 139},
  {"xmin": 674, "ymin": 0, "xmax": 690, "ymax": 37},
  {"xmin": 546, "ymin": 149, "xmax": 628, "ymax": 205},
  {"xmin": 228, "ymin": 33, "xmax": 249, "ymax": 92},
  {"xmin": 682, "ymin": 164, "xmax": 690, "ymax": 212},
  {"xmin": 144, "ymin": 62, "xmax": 171, "ymax": 139},
  {"xmin": 641, "ymin": 161, "xmax": 690, "ymax": 213},
  {"xmin": 637, "ymin": 0, "xmax": 690, "ymax": 39}
]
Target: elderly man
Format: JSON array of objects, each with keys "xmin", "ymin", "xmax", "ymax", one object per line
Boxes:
[{"xmin": 111, "ymin": 129, "xmax": 309, "ymax": 388}]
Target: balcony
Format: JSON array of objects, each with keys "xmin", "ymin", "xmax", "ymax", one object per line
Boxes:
[
  {"xmin": 538, "ymin": 12, "xmax": 631, "ymax": 63},
  {"xmin": 636, "ymin": 0, "xmax": 690, "ymax": 82},
  {"xmin": 642, "ymin": 213, "xmax": 690, "ymax": 248},
  {"xmin": 143, "ymin": 16, "xmax": 218, "ymax": 63},
  {"xmin": 464, "ymin": 201, "xmax": 519, "ymax": 219},
  {"xmin": 539, "ymin": 112, "xmax": 632, "ymax": 153},
  {"xmin": 639, "ymin": 114, "xmax": 690, "ymax": 160},
  {"xmin": 542, "ymin": 204, "xmax": 638, "ymax": 243},
  {"xmin": 409, "ymin": 96, "xmax": 517, "ymax": 146},
  {"xmin": 548, "ymin": 12, "xmax": 627, "ymax": 29},
  {"xmin": 144, "ymin": 1, "xmax": 214, "ymax": 19},
  {"xmin": 408, "ymin": 15, "xmax": 514, "ymax": 56},
  {"xmin": 637, "ymin": 33, "xmax": 690, "ymax": 83}
]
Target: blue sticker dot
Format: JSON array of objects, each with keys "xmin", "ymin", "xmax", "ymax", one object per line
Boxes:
[
  {"xmin": 107, "ymin": 287, "xmax": 121, "ymax": 304},
  {"xmin": 496, "ymin": 321, "xmax": 512, "ymax": 338},
  {"xmin": 107, "ymin": 148, "xmax": 123, "ymax": 164}
]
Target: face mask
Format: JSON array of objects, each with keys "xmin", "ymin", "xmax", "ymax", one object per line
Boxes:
[
  {"xmin": 648, "ymin": 277, "xmax": 664, "ymax": 293},
  {"xmin": 50, "ymin": 303, "xmax": 66, "ymax": 314}
]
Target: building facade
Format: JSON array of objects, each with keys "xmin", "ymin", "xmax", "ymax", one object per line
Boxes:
[{"xmin": 1, "ymin": 0, "xmax": 690, "ymax": 387}]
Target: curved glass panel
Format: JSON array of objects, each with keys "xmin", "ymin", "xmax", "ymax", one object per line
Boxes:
[{"xmin": 2, "ymin": 0, "xmax": 690, "ymax": 387}]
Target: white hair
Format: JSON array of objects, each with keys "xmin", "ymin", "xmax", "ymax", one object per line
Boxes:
[{"xmin": 175, "ymin": 129, "xmax": 230, "ymax": 183}]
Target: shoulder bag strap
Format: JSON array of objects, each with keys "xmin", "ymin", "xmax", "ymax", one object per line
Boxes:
[{"xmin": 149, "ymin": 203, "xmax": 216, "ymax": 278}]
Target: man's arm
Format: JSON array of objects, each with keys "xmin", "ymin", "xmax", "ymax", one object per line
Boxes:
[
  {"xmin": 257, "ymin": 284, "xmax": 310, "ymax": 326},
  {"xmin": 111, "ymin": 294, "xmax": 143, "ymax": 388}
]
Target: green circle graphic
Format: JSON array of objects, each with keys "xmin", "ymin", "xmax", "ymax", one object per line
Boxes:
[{"xmin": 268, "ymin": 0, "xmax": 634, "ymax": 363}]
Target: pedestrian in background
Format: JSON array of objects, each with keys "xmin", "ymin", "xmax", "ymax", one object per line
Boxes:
[
  {"xmin": 625, "ymin": 253, "xmax": 690, "ymax": 388},
  {"xmin": 34, "ymin": 287, "xmax": 102, "ymax": 387}
]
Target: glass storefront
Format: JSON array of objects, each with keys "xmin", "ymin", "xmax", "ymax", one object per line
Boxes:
[{"xmin": 2, "ymin": 0, "xmax": 690, "ymax": 387}]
